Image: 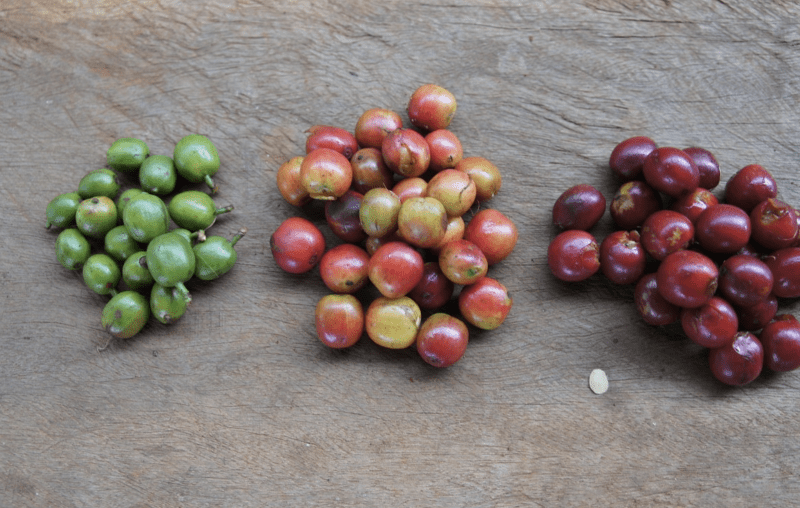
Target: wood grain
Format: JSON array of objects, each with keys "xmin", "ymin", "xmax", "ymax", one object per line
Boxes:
[{"xmin": 2, "ymin": 1, "xmax": 800, "ymax": 506}]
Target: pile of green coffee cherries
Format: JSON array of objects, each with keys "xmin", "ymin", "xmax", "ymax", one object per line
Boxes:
[{"xmin": 46, "ymin": 135, "xmax": 246, "ymax": 346}]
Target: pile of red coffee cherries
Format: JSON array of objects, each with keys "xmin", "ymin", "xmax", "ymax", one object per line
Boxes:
[
  {"xmin": 548, "ymin": 136, "xmax": 800, "ymax": 386},
  {"xmin": 270, "ymin": 85, "xmax": 516, "ymax": 368}
]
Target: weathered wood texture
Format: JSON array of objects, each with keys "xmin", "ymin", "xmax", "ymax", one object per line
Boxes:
[{"xmin": 2, "ymin": 1, "xmax": 800, "ymax": 506}]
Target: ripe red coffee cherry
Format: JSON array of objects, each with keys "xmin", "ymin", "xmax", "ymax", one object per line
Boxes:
[
  {"xmin": 609, "ymin": 136, "xmax": 657, "ymax": 181},
  {"xmin": 609, "ymin": 180, "xmax": 662, "ymax": 230},
  {"xmin": 407, "ymin": 84, "xmax": 457, "ymax": 132},
  {"xmin": 552, "ymin": 184, "xmax": 606, "ymax": 231},
  {"xmin": 640, "ymin": 210, "xmax": 694, "ymax": 261},
  {"xmin": 656, "ymin": 250, "xmax": 719, "ymax": 308},
  {"xmin": 694, "ymin": 204, "xmax": 751, "ymax": 254},
  {"xmin": 270, "ymin": 216, "xmax": 326, "ymax": 274},
  {"xmin": 680, "ymin": 296, "xmax": 738, "ymax": 349},
  {"xmin": 315, "ymin": 294, "xmax": 364, "ymax": 349},
  {"xmin": 708, "ymin": 332, "xmax": 764, "ymax": 386},
  {"xmin": 458, "ymin": 276, "xmax": 512, "ymax": 330},
  {"xmin": 759, "ymin": 314, "xmax": 800, "ymax": 372},
  {"xmin": 642, "ymin": 147, "xmax": 700, "ymax": 198},
  {"xmin": 634, "ymin": 273, "xmax": 681, "ymax": 326},
  {"xmin": 599, "ymin": 230, "xmax": 646, "ymax": 285},
  {"xmin": 305, "ymin": 125, "xmax": 358, "ymax": 159},
  {"xmin": 463, "ymin": 208, "xmax": 518, "ymax": 265},
  {"xmin": 350, "ymin": 148, "xmax": 394, "ymax": 194},
  {"xmin": 368, "ymin": 241, "xmax": 424, "ymax": 298},
  {"xmin": 391, "ymin": 177, "xmax": 428, "ymax": 203},
  {"xmin": 382, "ymin": 128, "xmax": 431, "ymax": 178},
  {"xmin": 425, "ymin": 129, "xmax": 463, "ymax": 173},
  {"xmin": 736, "ymin": 294, "xmax": 778, "ymax": 332},
  {"xmin": 718, "ymin": 254, "xmax": 773, "ymax": 308},
  {"xmin": 764, "ymin": 247, "xmax": 800, "ymax": 298},
  {"xmin": 276, "ymin": 156, "xmax": 310, "ymax": 207},
  {"xmin": 415, "ymin": 313, "xmax": 469, "ymax": 368},
  {"xmin": 749, "ymin": 198, "xmax": 799, "ymax": 251},
  {"xmin": 724, "ymin": 164, "xmax": 778, "ymax": 212},
  {"xmin": 319, "ymin": 243, "xmax": 370, "ymax": 294},
  {"xmin": 547, "ymin": 230, "xmax": 600, "ymax": 282},
  {"xmin": 683, "ymin": 147, "xmax": 721, "ymax": 190},
  {"xmin": 438, "ymin": 239, "xmax": 488, "ymax": 285},
  {"xmin": 408, "ymin": 261, "xmax": 455, "ymax": 310},
  {"xmin": 670, "ymin": 188, "xmax": 718, "ymax": 224},
  {"xmin": 300, "ymin": 148, "xmax": 353, "ymax": 200},
  {"xmin": 354, "ymin": 108, "xmax": 404, "ymax": 149},
  {"xmin": 324, "ymin": 190, "xmax": 367, "ymax": 244}
]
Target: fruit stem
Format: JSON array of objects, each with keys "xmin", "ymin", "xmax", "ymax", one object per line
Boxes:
[
  {"xmin": 230, "ymin": 227, "xmax": 248, "ymax": 247},
  {"xmin": 215, "ymin": 204, "xmax": 234, "ymax": 216},
  {"xmin": 204, "ymin": 175, "xmax": 218, "ymax": 194},
  {"xmin": 174, "ymin": 282, "xmax": 193, "ymax": 306},
  {"xmin": 190, "ymin": 229, "xmax": 206, "ymax": 242}
]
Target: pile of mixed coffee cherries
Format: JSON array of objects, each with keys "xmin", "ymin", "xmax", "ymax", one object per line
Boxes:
[
  {"xmin": 548, "ymin": 136, "xmax": 800, "ymax": 385},
  {"xmin": 270, "ymin": 85, "xmax": 516, "ymax": 368}
]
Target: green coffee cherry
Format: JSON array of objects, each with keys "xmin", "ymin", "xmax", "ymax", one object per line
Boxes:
[
  {"xmin": 139, "ymin": 155, "xmax": 177, "ymax": 196},
  {"xmin": 104, "ymin": 225, "xmax": 141, "ymax": 262},
  {"xmin": 78, "ymin": 168, "xmax": 120, "ymax": 199},
  {"xmin": 150, "ymin": 283, "xmax": 190, "ymax": 324},
  {"xmin": 55, "ymin": 228, "xmax": 91, "ymax": 270},
  {"xmin": 193, "ymin": 227, "xmax": 247, "ymax": 281},
  {"xmin": 122, "ymin": 251, "xmax": 154, "ymax": 292},
  {"xmin": 168, "ymin": 190, "xmax": 234, "ymax": 232},
  {"xmin": 83, "ymin": 254, "xmax": 121, "ymax": 296},
  {"xmin": 146, "ymin": 231, "xmax": 196, "ymax": 304},
  {"xmin": 173, "ymin": 134, "xmax": 220, "ymax": 193},
  {"xmin": 102, "ymin": 290, "xmax": 150, "ymax": 339},
  {"xmin": 122, "ymin": 192, "xmax": 170, "ymax": 243},
  {"xmin": 116, "ymin": 188, "xmax": 143, "ymax": 222},
  {"xmin": 46, "ymin": 192, "xmax": 82, "ymax": 229},
  {"xmin": 107, "ymin": 137, "xmax": 149, "ymax": 173},
  {"xmin": 76, "ymin": 196, "xmax": 118, "ymax": 239}
]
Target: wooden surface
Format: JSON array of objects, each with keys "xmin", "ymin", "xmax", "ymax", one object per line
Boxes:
[{"xmin": 2, "ymin": 1, "xmax": 799, "ymax": 506}]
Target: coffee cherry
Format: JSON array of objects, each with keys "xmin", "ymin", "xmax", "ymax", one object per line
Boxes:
[
  {"xmin": 270, "ymin": 217, "xmax": 325, "ymax": 274},
  {"xmin": 599, "ymin": 230, "xmax": 646, "ymax": 285},
  {"xmin": 609, "ymin": 136, "xmax": 656, "ymax": 181},
  {"xmin": 416, "ymin": 313, "xmax": 469, "ymax": 368},
  {"xmin": 724, "ymin": 164, "xmax": 777, "ymax": 213},
  {"xmin": 609, "ymin": 180, "xmax": 662, "ymax": 230},
  {"xmin": 656, "ymin": 250, "xmax": 718, "ymax": 309},
  {"xmin": 683, "ymin": 146, "xmax": 720, "ymax": 189},
  {"xmin": 694, "ymin": 204, "xmax": 752, "ymax": 254},
  {"xmin": 681, "ymin": 297, "xmax": 738, "ymax": 349},
  {"xmin": 458, "ymin": 277, "xmax": 512, "ymax": 330},
  {"xmin": 305, "ymin": 125, "xmax": 358, "ymax": 159},
  {"xmin": 407, "ymin": 84, "xmax": 457, "ymax": 132},
  {"xmin": 764, "ymin": 247, "xmax": 800, "ymax": 298},
  {"xmin": 759, "ymin": 314, "xmax": 800, "ymax": 372},
  {"xmin": 641, "ymin": 210, "xmax": 694, "ymax": 261},
  {"xmin": 718, "ymin": 254, "xmax": 773, "ymax": 308},
  {"xmin": 316, "ymin": 294, "xmax": 364, "ymax": 349},
  {"xmin": 552, "ymin": 184, "xmax": 606, "ymax": 231},
  {"xmin": 749, "ymin": 198, "xmax": 798, "ymax": 251},
  {"xmin": 634, "ymin": 273, "xmax": 681, "ymax": 326},
  {"xmin": 547, "ymin": 230, "xmax": 600, "ymax": 282},
  {"xmin": 642, "ymin": 147, "xmax": 699, "ymax": 198},
  {"xmin": 708, "ymin": 332, "xmax": 764, "ymax": 386}
]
